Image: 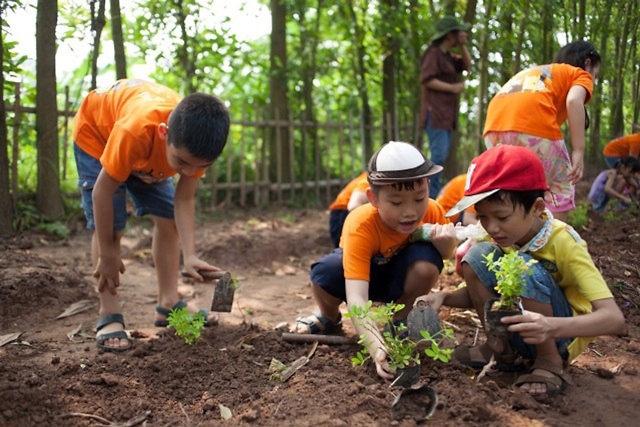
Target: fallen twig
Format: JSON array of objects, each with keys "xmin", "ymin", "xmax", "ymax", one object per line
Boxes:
[{"xmin": 476, "ymin": 355, "xmax": 496, "ymax": 382}]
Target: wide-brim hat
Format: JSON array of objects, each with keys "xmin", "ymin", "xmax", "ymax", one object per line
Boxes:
[
  {"xmin": 431, "ymin": 16, "xmax": 471, "ymax": 42},
  {"xmin": 368, "ymin": 141, "xmax": 442, "ymax": 185},
  {"xmin": 445, "ymin": 145, "xmax": 549, "ymax": 218}
]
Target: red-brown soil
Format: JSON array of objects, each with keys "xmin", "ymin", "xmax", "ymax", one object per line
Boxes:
[{"xmin": 1, "ymin": 198, "xmax": 639, "ymax": 426}]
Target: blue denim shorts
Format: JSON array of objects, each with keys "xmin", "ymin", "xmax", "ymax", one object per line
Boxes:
[
  {"xmin": 463, "ymin": 241, "xmax": 573, "ymax": 360},
  {"xmin": 310, "ymin": 241, "xmax": 444, "ymax": 303},
  {"xmin": 74, "ymin": 143, "xmax": 175, "ymax": 231}
]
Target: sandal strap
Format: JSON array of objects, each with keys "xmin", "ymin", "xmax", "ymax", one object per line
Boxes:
[
  {"xmin": 155, "ymin": 300, "xmax": 188, "ymax": 317},
  {"xmin": 531, "ymin": 358, "xmax": 573, "ymax": 384},
  {"xmin": 295, "ymin": 312, "xmax": 342, "ymax": 334},
  {"xmin": 95, "ymin": 313, "xmax": 126, "ymax": 332}
]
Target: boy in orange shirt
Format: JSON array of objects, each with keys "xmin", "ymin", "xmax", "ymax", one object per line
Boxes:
[
  {"xmin": 73, "ymin": 79, "xmax": 230, "ymax": 352},
  {"xmin": 436, "ymin": 173, "xmax": 477, "ymax": 225},
  {"xmin": 291, "ymin": 141, "xmax": 458, "ymax": 381},
  {"xmin": 328, "ymin": 171, "xmax": 369, "ymax": 247}
]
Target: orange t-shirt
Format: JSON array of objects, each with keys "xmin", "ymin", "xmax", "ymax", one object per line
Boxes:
[
  {"xmin": 73, "ymin": 79, "xmax": 185, "ymax": 183},
  {"xmin": 603, "ymin": 134, "xmax": 640, "ymax": 158},
  {"xmin": 436, "ymin": 174, "xmax": 476, "ymax": 223},
  {"xmin": 329, "ymin": 172, "xmax": 369, "ymax": 211},
  {"xmin": 341, "ymin": 200, "xmax": 450, "ymax": 281},
  {"xmin": 483, "ymin": 63, "xmax": 594, "ymax": 140}
]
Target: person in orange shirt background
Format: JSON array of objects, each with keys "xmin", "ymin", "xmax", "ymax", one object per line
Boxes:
[
  {"xmin": 602, "ymin": 132, "xmax": 640, "ymax": 168},
  {"xmin": 436, "ymin": 173, "xmax": 477, "ymax": 225},
  {"xmin": 73, "ymin": 79, "xmax": 230, "ymax": 352},
  {"xmin": 328, "ymin": 171, "xmax": 370, "ymax": 247},
  {"xmin": 483, "ymin": 41, "xmax": 601, "ymax": 222}
]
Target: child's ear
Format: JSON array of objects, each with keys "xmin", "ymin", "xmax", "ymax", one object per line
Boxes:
[
  {"xmin": 158, "ymin": 123, "xmax": 169, "ymax": 140},
  {"xmin": 366, "ymin": 187, "xmax": 379, "ymax": 208},
  {"xmin": 533, "ymin": 197, "xmax": 547, "ymax": 216}
]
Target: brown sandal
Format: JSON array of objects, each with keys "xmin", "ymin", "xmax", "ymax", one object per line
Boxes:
[{"xmin": 514, "ymin": 358, "xmax": 572, "ymax": 399}]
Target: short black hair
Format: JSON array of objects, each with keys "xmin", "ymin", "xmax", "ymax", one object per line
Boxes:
[
  {"xmin": 619, "ymin": 157, "xmax": 640, "ymax": 172},
  {"xmin": 368, "ymin": 179, "xmax": 427, "ymax": 196},
  {"xmin": 481, "ymin": 189, "xmax": 545, "ymax": 213},
  {"xmin": 167, "ymin": 93, "xmax": 230, "ymax": 162}
]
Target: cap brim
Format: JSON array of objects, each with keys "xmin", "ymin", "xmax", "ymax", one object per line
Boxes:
[
  {"xmin": 445, "ymin": 188, "xmax": 499, "ymax": 218},
  {"xmin": 369, "ymin": 164, "xmax": 443, "ymax": 184}
]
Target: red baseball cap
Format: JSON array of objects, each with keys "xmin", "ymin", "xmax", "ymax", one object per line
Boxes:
[{"xmin": 445, "ymin": 145, "xmax": 549, "ymax": 217}]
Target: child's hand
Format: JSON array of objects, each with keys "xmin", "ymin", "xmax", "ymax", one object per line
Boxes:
[
  {"xmin": 502, "ymin": 311, "xmax": 555, "ymax": 344},
  {"xmin": 372, "ymin": 348, "xmax": 394, "ymax": 381},
  {"xmin": 93, "ymin": 255, "xmax": 125, "ymax": 295},
  {"xmin": 414, "ymin": 292, "xmax": 445, "ymax": 311},
  {"xmin": 430, "ymin": 223, "xmax": 458, "ymax": 259},
  {"xmin": 183, "ymin": 255, "xmax": 221, "ymax": 282}
]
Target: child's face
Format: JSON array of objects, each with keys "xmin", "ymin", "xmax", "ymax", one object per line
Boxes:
[
  {"xmin": 474, "ymin": 197, "xmax": 546, "ymax": 247},
  {"xmin": 367, "ymin": 180, "xmax": 430, "ymax": 234},
  {"xmin": 166, "ymin": 144, "xmax": 213, "ymax": 177}
]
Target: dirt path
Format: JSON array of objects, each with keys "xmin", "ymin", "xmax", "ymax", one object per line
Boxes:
[{"xmin": 1, "ymin": 208, "xmax": 639, "ymax": 426}]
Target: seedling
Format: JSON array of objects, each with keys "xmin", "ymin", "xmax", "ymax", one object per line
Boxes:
[
  {"xmin": 483, "ymin": 250, "xmax": 537, "ymax": 311},
  {"xmin": 167, "ymin": 307, "xmax": 205, "ymax": 345},
  {"xmin": 346, "ymin": 301, "xmax": 455, "ymax": 374}
]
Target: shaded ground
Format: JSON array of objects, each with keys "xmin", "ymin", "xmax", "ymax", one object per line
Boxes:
[{"xmin": 1, "ymin": 195, "xmax": 639, "ymax": 426}]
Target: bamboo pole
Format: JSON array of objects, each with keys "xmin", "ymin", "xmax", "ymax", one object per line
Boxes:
[
  {"xmin": 62, "ymin": 85, "xmax": 70, "ymax": 180},
  {"xmin": 11, "ymin": 83, "xmax": 21, "ymax": 199},
  {"xmin": 239, "ymin": 104, "xmax": 247, "ymax": 207}
]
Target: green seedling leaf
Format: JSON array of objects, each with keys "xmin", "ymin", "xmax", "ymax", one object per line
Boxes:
[{"xmin": 167, "ymin": 308, "xmax": 205, "ymax": 345}]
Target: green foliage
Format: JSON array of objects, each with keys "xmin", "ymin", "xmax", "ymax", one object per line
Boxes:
[
  {"xmin": 567, "ymin": 201, "xmax": 589, "ymax": 229},
  {"xmin": 345, "ymin": 301, "xmax": 455, "ymax": 373},
  {"xmin": 167, "ymin": 307, "xmax": 205, "ymax": 345},
  {"xmin": 602, "ymin": 209, "xmax": 622, "ymax": 223},
  {"xmin": 483, "ymin": 250, "xmax": 537, "ymax": 310}
]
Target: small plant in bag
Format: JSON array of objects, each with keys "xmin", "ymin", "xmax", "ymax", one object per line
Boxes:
[
  {"xmin": 483, "ymin": 250, "xmax": 537, "ymax": 311},
  {"xmin": 345, "ymin": 301, "xmax": 456, "ymax": 385},
  {"xmin": 167, "ymin": 307, "xmax": 206, "ymax": 345}
]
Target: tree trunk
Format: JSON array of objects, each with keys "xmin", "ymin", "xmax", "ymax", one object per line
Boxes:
[
  {"xmin": 175, "ymin": 0, "xmax": 197, "ymax": 93},
  {"xmin": 269, "ymin": 0, "xmax": 291, "ymax": 184},
  {"xmin": 381, "ymin": 0, "xmax": 398, "ymax": 144},
  {"xmin": 90, "ymin": 0, "xmax": 106, "ymax": 90},
  {"xmin": 110, "ymin": 0, "xmax": 127, "ymax": 79},
  {"xmin": 342, "ymin": 0, "xmax": 373, "ymax": 160},
  {"xmin": 36, "ymin": 0, "xmax": 64, "ymax": 219},
  {"xmin": 0, "ymin": 29, "xmax": 12, "ymax": 236}
]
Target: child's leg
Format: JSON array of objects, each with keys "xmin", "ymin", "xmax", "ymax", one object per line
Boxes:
[
  {"xmin": 390, "ymin": 242, "xmax": 443, "ymax": 320},
  {"xmin": 74, "ymin": 143, "xmax": 130, "ymax": 350},
  {"xmin": 92, "ymin": 229, "xmax": 130, "ymax": 350},
  {"xmin": 290, "ymin": 249, "xmax": 345, "ymax": 333}
]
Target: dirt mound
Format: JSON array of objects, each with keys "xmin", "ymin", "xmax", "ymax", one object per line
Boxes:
[{"xmin": 0, "ymin": 208, "xmax": 639, "ymax": 426}]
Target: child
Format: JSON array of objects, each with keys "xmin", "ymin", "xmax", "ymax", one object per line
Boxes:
[
  {"xmin": 436, "ymin": 173, "xmax": 477, "ymax": 225},
  {"xmin": 290, "ymin": 141, "xmax": 458, "ymax": 381},
  {"xmin": 483, "ymin": 41, "xmax": 601, "ymax": 222},
  {"xmin": 588, "ymin": 157, "xmax": 640, "ymax": 212},
  {"xmin": 602, "ymin": 132, "xmax": 640, "ymax": 168},
  {"xmin": 328, "ymin": 171, "xmax": 369, "ymax": 247},
  {"xmin": 415, "ymin": 145, "xmax": 626, "ymax": 399},
  {"xmin": 73, "ymin": 79, "xmax": 230, "ymax": 352}
]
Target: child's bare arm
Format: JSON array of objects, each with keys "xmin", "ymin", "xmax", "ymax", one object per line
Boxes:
[
  {"xmin": 175, "ymin": 175, "xmax": 221, "ymax": 279},
  {"xmin": 345, "ymin": 279, "xmax": 395, "ymax": 381},
  {"xmin": 93, "ymin": 169, "xmax": 126, "ymax": 294},
  {"xmin": 503, "ymin": 298, "xmax": 626, "ymax": 344}
]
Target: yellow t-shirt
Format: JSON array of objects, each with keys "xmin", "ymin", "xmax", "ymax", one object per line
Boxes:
[
  {"xmin": 341, "ymin": 200, "xmax": 449, "ymax": 281},
  {"xmin": 529, "ymin": 220, "xmax": 612, "ymax": 361},
  {"xmin": 73, "ymin": 79, "xmax": 189, "ymax": 183}
]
